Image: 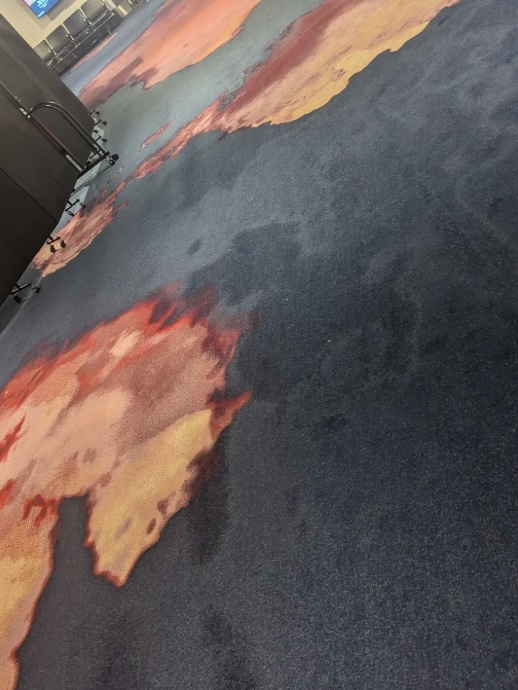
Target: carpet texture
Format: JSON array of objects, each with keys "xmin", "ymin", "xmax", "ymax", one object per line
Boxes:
[{"xmin": 1, "ymin": 0, "xmax": 518, "ymax": 687}]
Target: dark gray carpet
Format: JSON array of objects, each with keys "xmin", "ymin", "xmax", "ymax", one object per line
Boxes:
[{"xmin": 2, "ymin": 0, "xmax": 517, "ymax": 687}]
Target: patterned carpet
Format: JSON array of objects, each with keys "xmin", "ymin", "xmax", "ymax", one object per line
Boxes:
[{"xmin": 1, "ymin": 0, "xmax": 518, "ymax": 687}]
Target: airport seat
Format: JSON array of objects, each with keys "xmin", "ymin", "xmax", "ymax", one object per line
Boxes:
[
  {"xmin": 46, "ymin": 25, "xmax": 72, "ymax": 58},
  {"xmin": 81, "ymin": 0, "xmax": 111, "ymax": 25},
  {"xmin": 64, "ymin": 11, "xmax": 91, "ymax": 42},
  {"xmin": 34, "ymin": 40, "xmax": 54, "ymax": 66}
]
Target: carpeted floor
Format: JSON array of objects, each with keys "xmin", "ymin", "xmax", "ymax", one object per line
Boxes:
[{"xmin": 1, "ymin": 0, "xmax": 518, "ymax": 687}]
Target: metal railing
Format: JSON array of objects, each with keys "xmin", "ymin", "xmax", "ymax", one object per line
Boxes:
[{"xmin": 0, "ymin": 81, "xmax": 118, "ymax": 175}]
